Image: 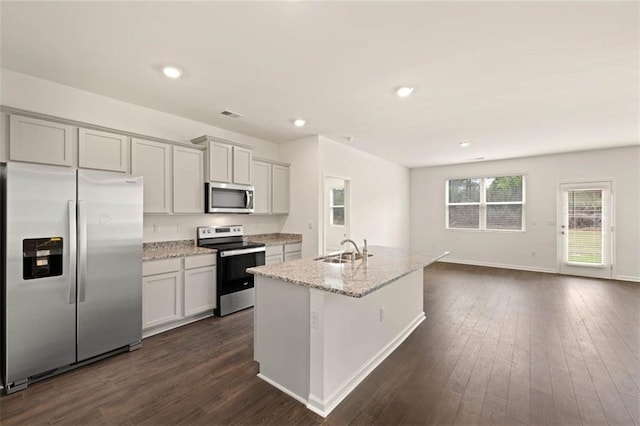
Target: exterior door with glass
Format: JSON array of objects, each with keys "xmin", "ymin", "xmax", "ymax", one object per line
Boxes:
[
  {"xmin": 558, "ymin": 182, "xmax": 613, "ymax": 278},
  {"xmin": 323, "ymin": 176, "xmax": 350, "ymax": 254}
]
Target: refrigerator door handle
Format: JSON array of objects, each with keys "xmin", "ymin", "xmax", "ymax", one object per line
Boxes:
[
  {"xmin": 68, "ymin": 200, "xmax": 77, "ymax": 304},
  {"xmin": 78, "ymin": 200, "xmax": 88, "ymax": 303}
]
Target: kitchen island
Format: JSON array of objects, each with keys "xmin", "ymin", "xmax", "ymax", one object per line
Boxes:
[{"xmin": 247, "ymin": 246, "xmax": 448, "ymax": 417}]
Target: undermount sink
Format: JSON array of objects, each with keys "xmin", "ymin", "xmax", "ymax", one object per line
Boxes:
[{"xmin": 320, "ymin": 252, "xmax": 373, "ymax": 263}]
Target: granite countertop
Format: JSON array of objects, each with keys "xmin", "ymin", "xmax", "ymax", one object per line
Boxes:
[
  {"xmin": 246, "ymin": 233, "xmax": 302, "ymax": 246},
  {"xmin": 143, "ymin": 240, "xmax": 216, "ymax": 262},
  {"xmin": 247, "ymin": 246, "xmax": 448, "ymax": 298}
]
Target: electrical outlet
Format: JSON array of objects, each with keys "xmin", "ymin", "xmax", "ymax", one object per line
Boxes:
[
  {"xmin": 153, "ymin": 224, "xmax": 159, "ymax": 234},
  {"xmin": 380, "ymin": 306, "xmax": 386, "ymax": 322},
  {"xmin": 311, "ymin": 311, "xmax": 319, "ymax": 329},
  {"xmin": 308, "ymin": 221, "xmax": 313, "ymax": 230},
  {"xmin": 532, "ymin": 250, "xmax": 536, "ymax": 257},
  {"xmin": 177, "ymin": 223, "xmax": 184, "ymax": 232}
]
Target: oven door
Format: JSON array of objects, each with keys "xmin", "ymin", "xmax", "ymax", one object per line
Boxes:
[
  {"xmin": 206, "ymin": 182, "xmax": 254, "ymax": 214},
  {"xmin": 216, "ymin": 247, "xmax": 265, "ymax": 316}
]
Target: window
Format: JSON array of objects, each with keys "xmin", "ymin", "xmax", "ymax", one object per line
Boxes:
[
  {"xmin": 446, "ymin": 175, "xmax": 524, "ymax": 231},
  {"xmin": 330, "ymin": 187, "xmax": 345, "ymax": 226}
]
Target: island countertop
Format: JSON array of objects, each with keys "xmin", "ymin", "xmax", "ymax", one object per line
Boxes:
[{"xmin": 247, "ymin": 246, "xmax": 448, "ymax": 297}]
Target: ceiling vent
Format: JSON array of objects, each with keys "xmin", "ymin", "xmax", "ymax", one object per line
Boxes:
[{"xmin": 219, "ymin": 110, "xmax": 243, "ymax": 119}]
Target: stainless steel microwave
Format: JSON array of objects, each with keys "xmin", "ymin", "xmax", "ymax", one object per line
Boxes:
[{"xmin": 205, "ymin": 182, "xmax": 254, "ymax": 214}]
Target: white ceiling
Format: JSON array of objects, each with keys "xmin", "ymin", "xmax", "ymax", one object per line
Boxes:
[{"xmin": 1, "ymin": 2, "xmax": 638, "ymax": 168}]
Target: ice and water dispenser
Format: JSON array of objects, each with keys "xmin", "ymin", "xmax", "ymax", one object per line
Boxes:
[{"xmin": 23, "ymin": 237, "xmax": 63, "ymax": 280}]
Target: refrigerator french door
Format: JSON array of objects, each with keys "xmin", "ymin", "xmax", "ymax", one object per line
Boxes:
[{"xmin": 1, "ymin": 162, "xmax": 143, "ymax": 393}]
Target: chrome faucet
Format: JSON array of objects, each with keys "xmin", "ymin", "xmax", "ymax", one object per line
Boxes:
[{"xmin": 340, "ymin": 239, "xmax": 361, "ymax": 255}]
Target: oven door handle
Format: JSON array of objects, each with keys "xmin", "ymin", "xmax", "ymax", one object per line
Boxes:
[{"xmin": 220, "ymin": 247, "xmax": 265, "ymax": 257}]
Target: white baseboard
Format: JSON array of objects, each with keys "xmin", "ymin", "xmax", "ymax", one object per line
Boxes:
[
  {"xmin": 306, "ymin": 312, "xmax": 426, "ymax": 418},
  {"xmin": 142, "ymin": 312, "xmax": 213, "ymax": 339},
  {"xmin": 438, "ymin": 259, "xmax": 640, "ymax": 283},
  {"xmin": 257, "ymin": 373, "xmax": 308, "ymax": 405},
  {"xmin": 437, "ymin": 258, "xmax": 557, "ymax": 274},
  {"xmin": 614, "ymin": 275, "xmax": 640, "ymax": 283}
]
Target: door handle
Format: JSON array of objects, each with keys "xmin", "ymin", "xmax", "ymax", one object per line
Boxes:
[
  {"xmin": 561, "ymin": 231, "xmax": 565, "ymax": 235},
  {"xmin": 68, "ymin": 200, "xmax": 77, "ymax": 304},
  {"xmin": 78, "ymin": 200, "xmax": 88, "ymax": 303}
]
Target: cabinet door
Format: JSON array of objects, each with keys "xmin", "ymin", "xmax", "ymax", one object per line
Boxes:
[
  {"xmin": 131, "ymin": 138, "xmax": 172, "ymax": 214},
  {"xmin": 284, "ymin": 251, "xmax": 302, "ymax": 262},
  {"xmin": 9, "ymin": 115, "xmax": 73, "ymax": 166},
  {"xmin": 173, "ymin": 146, "xmax": 204, "ymax": 213},
  {"xmin": 265, "ymin": 253, "xmax": 284, "ymax": 265},
  {"xmin": 143, "ymin": 271, "xmax": 182, "ymax": 329},
  {"xmin": 78, "ymin": 128, "xmax": 128, "ymax": 172},
  {"xmin": 252, "ymin": 160, "xmax": 271, "ymax": 214},
  {"xmin": 184, "ymin": 266, "xmax": 216, "ymax": 316},
  {"xmin": 209, "ymin": 141, "xmax": 233, "ymax": 183},
  {"xmin": 272, "ymin": 165, "xmax": 290, "ymax": 214},
  {"xmin": 233, "ymin": 146, "xmax": 253, "ymax": 185},
  {"xmin": 265, "ymin": 244, "xmax": 284, "ymax": 264}
]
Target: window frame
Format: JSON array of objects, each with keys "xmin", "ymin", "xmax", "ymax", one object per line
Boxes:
[
  {"xmin": 445, "ymin": 174, "xmax": 526, "ymax": 232},
  {"xmin": 329, "ymin": 186, "xmax": 345, "ymax": 227}
]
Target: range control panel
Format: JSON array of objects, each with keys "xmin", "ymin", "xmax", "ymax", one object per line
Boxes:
[{"xmin": 197, "ymin": 225, "xmax": 243, "ymax": 240}]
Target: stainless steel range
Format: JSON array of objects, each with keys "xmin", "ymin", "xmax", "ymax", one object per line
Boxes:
[{"xmin": 197, "ymin": 226, "xmax": 265, "ymax": 316}]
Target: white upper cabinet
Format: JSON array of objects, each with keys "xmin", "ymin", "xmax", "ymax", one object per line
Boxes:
[
  {"xmin": 252, "ymin": 160, "xmax": 272, "ymax": 214},
  {"xmin": 9, "ymin": 114, "xmax": 73, "ymax": 167},
  {"xmin": 232, "ymin": 146, "xmax": 252, "ymax": 185},
  {"xmin": 191, "ymin": 136, "xmax": 254, "ymax": 185},
  {"xmin": 252, "ymin": 158, "xmax": 290, "ymax": 215},
  {"xmin": 131, "ymin": 138, "xmax": 172, "ymax": 214},
  {"xmin": 272, "ymin": 164, "xmax": 290, "ymax": 214},
  {"xmin": 208, "ymin": 141, "xmax": 233, "ymax": 183},
  {"xmin": 78, "ymin": 128, "xmax": 128, "ymax": 172},
  {"xmin": 172, "ymin": 145, "xmax": 204, "ymax": 214}
]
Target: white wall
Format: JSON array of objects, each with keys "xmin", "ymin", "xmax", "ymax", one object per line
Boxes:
[
  {"xmin": 143, "ymin": 214, "xmax": 287, "ymax": 242},
  {"xmin": 280, "ymin": 136, "xmax": 411, "ymax": 257},
  {"xmin": 279, "ymin": 136, "xmax": 321, "ymax": 257},
  {"xmin": 410, "ymin": 146, "xmax": 640, "ymax": 281},
  {"xmin": 0, "ymin": 69, "xmax": 278, "ymax": 159},
  {"xmin": 319, "ymin": 137, "xmax": 410, "ymax": 252},
  {"xmin": 0, "ymin": 69, "xmax": 286, "ymax": 242}
]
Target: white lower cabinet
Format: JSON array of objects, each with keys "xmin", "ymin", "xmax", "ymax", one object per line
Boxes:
[
  {"xmin": 265, "ymin": 245, "xmax": 284, "ymax": 265},
  {"xmin": 184, "ymin": 266, "xmax": 216, "ymax": 316},
  {"xmin": 284, "ymin": 251, "xmax": 302, "ymax": 262},
  {"xmin": 142, "ymin": 254, "xmax": 216, "ymax": 337},
  {"xmin": 143, "ymin": 271, "xmax": 182, "ymax": 329},
  {"xmin": 264, "ymin": 242, "xmax": 302, "ymax": 265}
]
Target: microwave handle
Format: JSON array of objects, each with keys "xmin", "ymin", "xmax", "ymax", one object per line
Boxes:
[{"xmin": 245, "ymin": 190, "xmax": 253, "ymax": 209}]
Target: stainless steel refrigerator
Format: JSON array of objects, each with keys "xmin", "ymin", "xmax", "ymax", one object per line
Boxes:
[{"xmin": 1, "ymin": 162, "xmax": 143, "ymax": 393}]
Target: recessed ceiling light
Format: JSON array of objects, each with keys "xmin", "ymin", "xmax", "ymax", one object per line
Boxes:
[
  {"xmin": 293, "ymin": 119, "xmax": 306, "ymax": 127},
  {"xmin": 162, "ymin": 66, "xmax": 182, "ymax": 79},
  {"xmin": 459, "ymin": 142, "xmax": 471, "ymax": 148},
  {"xmin": 396, "ymin": 87, "xmax": 414, "ymax": 97}
]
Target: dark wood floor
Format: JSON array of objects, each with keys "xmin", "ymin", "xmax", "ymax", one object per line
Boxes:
[{"xmin": 2, "ymin": 263, "xmax": 639, "ymax": 425}]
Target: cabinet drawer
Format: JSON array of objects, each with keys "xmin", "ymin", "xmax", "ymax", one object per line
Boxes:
[
  {"xmin": 265, "ymin": 244, "xmax": 284, "ymax": 256},
  {"xmin": 143, "ymin": 258, "xmax": 181, "ymax": 276},
  {"xmin": 284, "ymin": 243, "xmax": 302, "ymax": 254},
  {"xmin": 184, "ymin": 254, "xmax": 217, "ymax": 269}
]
